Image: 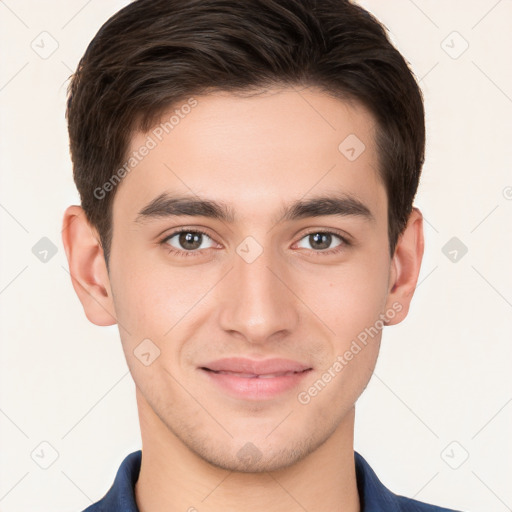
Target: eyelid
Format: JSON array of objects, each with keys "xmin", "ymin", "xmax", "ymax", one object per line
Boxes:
[
  {"xmin": 159, "ymin": 230, "xmax": 214, "ymax": 260},
  {"xmin": 294, "ymin": 227, "xmax": 352, "ymax": 247},
  {"xmin": 292, "ymin": 231, "xmax": 351, "ymax": 258},
  {"xmin": 160, "ymin": 228, "xmax": 218, "ymax": 247}
]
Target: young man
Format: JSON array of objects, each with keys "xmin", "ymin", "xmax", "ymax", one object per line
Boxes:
[{"xmin": 62, "ymin": 0, "xmax": 463, "ymax": 510}]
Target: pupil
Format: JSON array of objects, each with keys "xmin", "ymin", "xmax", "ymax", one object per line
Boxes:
[
  {"xmin": 311, "ymin": 233, "xmax": 331, "ymax": 250},
  {"xmin": 180, "ymin": 232, "xmax": 201, "ymax": 250},
  {"xmin": 176, "ymin": 232, "xmax": 332, "ymax": 251}
]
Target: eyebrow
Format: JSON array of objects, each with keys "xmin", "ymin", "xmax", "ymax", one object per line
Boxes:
[{"xmin": 134, "ymin": 192, "xmax": 375, "ymax": 225}]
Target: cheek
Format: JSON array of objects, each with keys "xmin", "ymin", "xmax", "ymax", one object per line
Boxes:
[
  {"xmin": 109, "ymin": 265, "xmax": 193, "ymax": 396},
  {"xmin": 110, "ymin": 252, "xmax": 215, "ymax": 341},
  {"xmin": 303, "ymin": 253, "xmax": 390, "ymax": 340}
]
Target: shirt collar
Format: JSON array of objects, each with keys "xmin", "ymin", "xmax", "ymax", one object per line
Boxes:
[{"xmin": 86, "ymin": 450, "xmax": 420, "ymax": 512}]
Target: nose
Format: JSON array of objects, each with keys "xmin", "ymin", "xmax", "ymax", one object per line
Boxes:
[{"xmin": 216, "ymin": 242, "xmax": 300, "ymax": 345}]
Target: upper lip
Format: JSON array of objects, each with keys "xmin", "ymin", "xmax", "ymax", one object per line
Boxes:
[{"xmin": 200, "ymin": 357, "xmax": 312, "ymax": 375}]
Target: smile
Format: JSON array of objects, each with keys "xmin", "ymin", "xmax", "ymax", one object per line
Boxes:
[{"xmin": 199, "ymin": 359, "xmax": 313, "ymax": 400}]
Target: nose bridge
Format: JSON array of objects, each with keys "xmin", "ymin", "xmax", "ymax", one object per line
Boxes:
[{"xmin": 218, "ymin": 238, "xmax": 299, "ymax": 342}]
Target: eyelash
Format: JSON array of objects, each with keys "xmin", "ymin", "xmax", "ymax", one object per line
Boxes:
[
  {"xmin": 160, "ymin": 229, "xmax": 214, "ymax": 258},
  {"xmin": 159, "ymin": 228, "xmax": 351, "ymax": 258}
]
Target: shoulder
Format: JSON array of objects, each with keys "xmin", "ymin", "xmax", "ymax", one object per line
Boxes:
[
  {"xmin": 81, "ymin": 503, "xmax": 101, "ymax": 512},
  {"xmin": 354, "ymin": 451, "xmax": 465, "ymax": 512},
  {"xmin": 393, "ymin": 493, "xmax": 464, "ymax": 511},
  {"xmin": 78, "ymin": 450, "xmax": 142, "ymax": 512}
]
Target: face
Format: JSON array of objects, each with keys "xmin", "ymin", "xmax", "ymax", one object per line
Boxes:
[{"xmin": 98, "ymin": 87, "xmax": 403, "ymax": 471}]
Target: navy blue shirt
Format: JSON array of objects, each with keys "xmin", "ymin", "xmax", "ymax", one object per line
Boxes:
[{"xmin": 82, "ymin": 450, "xmax": 462, "ymax": 511}]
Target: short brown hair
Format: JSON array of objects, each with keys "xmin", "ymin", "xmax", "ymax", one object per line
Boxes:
[{"xmin": 66, "ymin": 0, "xmax": 425, "ymax": 267}]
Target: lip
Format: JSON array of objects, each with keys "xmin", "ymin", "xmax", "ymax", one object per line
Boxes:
[{"xmin": 199, "ymin": 357, "xmax": 313, "ymax": 400}]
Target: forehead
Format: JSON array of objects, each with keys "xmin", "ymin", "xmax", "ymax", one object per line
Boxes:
[{"xmin": 113, "ymin": 86, "xmax": 386, "ymax": 226}]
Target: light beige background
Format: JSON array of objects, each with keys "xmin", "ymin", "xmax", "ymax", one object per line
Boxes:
[{"xmin": 0, "ymin": 1, "xmax": 511, "ymax": 511}]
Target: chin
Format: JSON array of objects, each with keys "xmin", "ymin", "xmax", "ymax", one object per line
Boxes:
[{"xmin": 176, "ymin": 424, "xmax": 330, "ymax": 474}]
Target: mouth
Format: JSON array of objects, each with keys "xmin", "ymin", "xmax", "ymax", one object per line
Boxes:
[
  {"xmin": 199, "ymin": 358, "xmax": 313, "ymax": 400},
  {"xmin": 201, "ymin": 368, "xmax": 311, "ymax": 379}
]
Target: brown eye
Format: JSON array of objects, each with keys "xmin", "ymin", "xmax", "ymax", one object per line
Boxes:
[
  {"xmin": 162, "ymin": 230, "xmax": 215, "ymax": 253},
  {"xmin": 296, "ymin": 231, "xmax": 347, "ymax": 253}
]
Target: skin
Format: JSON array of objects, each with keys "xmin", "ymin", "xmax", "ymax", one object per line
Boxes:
[{"xmin": 62, "ymin": 86, "xmax": 424, "ymax": 512}]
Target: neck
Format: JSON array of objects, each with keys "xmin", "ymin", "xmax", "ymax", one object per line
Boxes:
[{"xmin": 135, "ymin": 392, "xmax": 360, "ymax": 512}]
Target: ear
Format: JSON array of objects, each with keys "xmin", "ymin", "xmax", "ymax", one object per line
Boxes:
[
  {"xmin": 61, "ymin": 205, "xmax": 117, "ymax": 326},
  {"xmin": 384, "ymin": 207, "xmax": 424, "ymax": 325}
]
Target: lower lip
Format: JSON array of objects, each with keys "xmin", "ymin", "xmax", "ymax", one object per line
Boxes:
[{"xmin": 200, "ymin": 369, "xmax": 312, "ymax": 400}]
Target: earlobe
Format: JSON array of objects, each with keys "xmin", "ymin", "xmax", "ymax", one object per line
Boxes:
[
  {"xmin": 61, "ymin": 205, "xmax": 117, "ymax": 326},
  {"xmin": 385, "ymin": 207, "xmax": 424, "ymax": 326}
]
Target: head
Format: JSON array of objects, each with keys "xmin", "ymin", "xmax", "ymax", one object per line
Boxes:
[{"xmin": 63, "ymin": 0, "xmax": 425, "ymax": 472}]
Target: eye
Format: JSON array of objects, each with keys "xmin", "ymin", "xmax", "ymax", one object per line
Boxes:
[
  {"xmin": 295, "ymin": 231, "xmax": 349, "ymax": 254},
  {"xmin": 159, "ymin": 228, "xmax": 351, "ymax": 259},
  {"xmin": 161, "ymin": 229, "xmax": 216, "ymax": 256}
]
